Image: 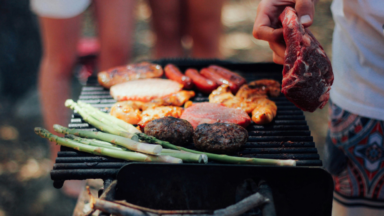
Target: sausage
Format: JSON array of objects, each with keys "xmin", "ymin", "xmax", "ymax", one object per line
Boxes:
[
  {"xmin": 185, "ymin": 68, "xmax": 218, "ymax": 94},
  {"xmin": 164, "ymin": 64, "xmax": 193, "ymax": 89},
  {"xmin": 208, "ymin": 65, "xmax": 246, "ymax": 89},
  {"xmin": 200, "ymin": 68, "xmax": 239, "ymax": 94}
]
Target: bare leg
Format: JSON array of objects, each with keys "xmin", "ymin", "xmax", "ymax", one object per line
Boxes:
[
  {"xmin": 93, "ymin": 0, "xmax": 136, "ymax": 71},
  {"xmin": 187, "ymin": 0, "xmax": 223, "ymax": 58},
  {"xmin": 38, "ymin": 15, "xmax": 82, "ymax": 162},
  {"xmin": 148, "ymin": 0, "xmax": 183, "ymax": 58}
]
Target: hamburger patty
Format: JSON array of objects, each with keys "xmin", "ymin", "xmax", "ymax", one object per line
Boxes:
[
  {"xmin": 193, "ymin": 122, "xmax": 248, "ymax": 154},
  {"xmin": 144, "ymin": 117, "xmax": 194, "ymax": 146},
  {"xmin": 180, "ymin": 102, "xmax": 251, "ymax": 129}
]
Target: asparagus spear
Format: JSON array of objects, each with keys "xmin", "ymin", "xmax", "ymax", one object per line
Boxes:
[
  {"xmin": 65, "ymin": 99, "xmax": 137, "ymax": 139},
  {"xmin": 136, "ymin": 133, "xmax": 296, "ymax": 166},
  {"xmin": 67, "ymin": 134, "xmax": 207, "ymax": 164},
  {"xmin": 35, "ymin": 128, "xmax": 181, "ymax": 163},
  {"xmin": 77, "ymin": 101, "xmax": 140, "ymax": 134},
  {"xmin": 54, "ymin": 124, "xmax": 162, "ymax": 155}
]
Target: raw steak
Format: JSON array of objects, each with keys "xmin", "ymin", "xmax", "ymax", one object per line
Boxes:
[
  {"xmin": 110, "ymin": 78, "xmax": 182, "ymax": 102},
  {"xmin": 279, "ymin": 7, "xmax": 334, "ymax": 112},
  {"xmin": 180, "ymin": 102, "xmax": 251, "ymax": 129}
]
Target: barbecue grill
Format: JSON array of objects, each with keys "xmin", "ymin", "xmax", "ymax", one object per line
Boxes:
[{"xmin": 50, "ymin": 59, "xmax": 333, "ymax": 215}]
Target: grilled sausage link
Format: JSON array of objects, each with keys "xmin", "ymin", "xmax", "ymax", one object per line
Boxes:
[
  {"xmin": 208, "ymin": 65, "xmax": 246, "ymax": 92},
  {"xmin": 185, "ymin": 68, "xmax": 218, "ymax": 94},
  {"xmin": 200, "ymin": 68, "xmax": 239, "ymax": 94},
  {"xmin": 164, "ymin": 64, "xmax": 193, "ymax": 89}
]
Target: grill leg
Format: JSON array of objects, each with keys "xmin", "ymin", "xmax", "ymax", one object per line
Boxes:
[
  {"xmin": 98, "ymin": 178, "xmax": 114, "ymax": 216},
  {"xmin": 53, "ymin": 180, "xmax": 64, "ymax": 189}
]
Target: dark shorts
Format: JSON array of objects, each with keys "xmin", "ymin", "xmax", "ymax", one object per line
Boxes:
[{"xmin": 324, "ymin": 100, "xmax": 384, "ymax": 207}]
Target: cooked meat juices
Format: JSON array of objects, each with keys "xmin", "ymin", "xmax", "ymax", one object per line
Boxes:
[
  {"xmin": 280, "ymin": 7, "xmax": 334, "ymax": 112},
  {"xmin": 144, "ymin": 117, "xmax": 194, "ymax": 146},
  {"xmin": 193, "ymin": 122, "xmax": 248, "ymax": 154},
  {"xmin": 180, "ymin": 102, "xmax": 251, "ymax": 129}
]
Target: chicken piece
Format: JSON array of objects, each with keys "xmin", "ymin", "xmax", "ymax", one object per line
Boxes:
[
  {"xmin": 252, "ymin": 98, "xmax": 277, "ymax": 124},
  {"xmin": 150, "ymin": 90, "xmax": 195, "ymax": 107},
  {"xmin": 98, "ymin": 62, "xmax": 163, "ymax": 89},
  {"xmin": 110, "ymin": 101, "xmax": 157, "ymax": 124},
  {"xmin": 236, "ymin": 79, "xmax": 281, "ymax": 100},
  {"xmin": 209, "ymin": 84, "xmax": 277, "ymax": 124},
  {"xmin": 110, "ymin": 91, "xmax": 194, "ymax": 125},
  {"xmin": 209, "ymin": 85, "xmax": 256, "ymax": 113},
  {"xmin": 138, "ymin": 106, "xmax": 184, "ymax": 129}
]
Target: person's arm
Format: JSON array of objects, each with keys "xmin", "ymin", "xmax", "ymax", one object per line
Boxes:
[{"xmin": 252, "ymin": 0, "xmax": 317, "ymax": 64}]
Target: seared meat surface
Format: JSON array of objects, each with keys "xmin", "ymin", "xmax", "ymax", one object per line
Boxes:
[
  {"xmin": 144, "ymin": 117, "xmax": 194, "ymax": 146},
  {"xmin": 180, "ymin": 102, "xmax": 251, "ymax": 129},
  {"xmin": 193, "ymin": 122, "xmax": 248, "ymax": 154},
  {"xmin": 98, "ymin": 62, "xmax": 163, "ymax": 89}
]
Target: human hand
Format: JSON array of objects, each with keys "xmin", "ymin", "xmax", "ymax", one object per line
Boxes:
[{"xmin": 253, "ymin": 0, "xmax": 316, "ymax": 64}]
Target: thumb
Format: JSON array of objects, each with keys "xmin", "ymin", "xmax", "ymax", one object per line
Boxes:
[{"xmin": 295, "ymin": 0, "xmax": 315, "ymax": 27}]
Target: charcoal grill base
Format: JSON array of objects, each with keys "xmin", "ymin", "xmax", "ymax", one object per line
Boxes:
[{"xmin": 113, "ymin": 163, "xmax": 333, "ymax": 216}]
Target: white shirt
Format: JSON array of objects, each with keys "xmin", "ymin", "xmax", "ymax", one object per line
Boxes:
[{"xmin": 330, "ymin": 0, "xmax": 384, "ymax": 120}]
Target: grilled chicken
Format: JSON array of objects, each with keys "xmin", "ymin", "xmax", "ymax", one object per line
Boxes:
[
  {"xmin": 150, "ymin": 90, "xmax": 195, "ymax": 107},
  {"xmin": 109, "ymin": 101, "xmax": 157, "ymax": 124},
  {"xmin": 209, "ymin": 84, "xmax": 278, "ymax": 124},
  {"xmin": 98, "ymin": 62, "xmax": 164, "ymax": 89},
  {"xmin": 236, "ymin": 79, "xmax": 281, "ymax": 100},
  {"xmin": 110, "ymin": 78, "xmax": 183, "ymax": 102},
  {"xmin": 138, "ymin": 106, "xmax": 184, "ymax": 129},
  {"xmin": 251, "ymin": 98, "xmax": 277, "ymax": 124},
  {"xmin": 209, "ymin": 85, "xmax": 257, "ymax": 113},
  {"xmin": 110, "ymin": 90, "xmax": 194, "ymax": 125}
]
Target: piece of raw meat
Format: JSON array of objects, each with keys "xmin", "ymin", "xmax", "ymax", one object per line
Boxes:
[
  {"xmin": 180, "ymin": 102, "xmax": 251, "ymax": 129},
  {"xmin": 279, "ymin": 7, "xmax": 334, "ymax": 112}
]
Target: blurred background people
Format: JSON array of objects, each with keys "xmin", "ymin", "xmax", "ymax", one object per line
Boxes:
[
  {"xmin": 32, "ymin": 0, "xmax": 136, "ymax": 162},
  {"xmin": 148, "ymin": 0, "xmax": 223, "ymax": 59}
]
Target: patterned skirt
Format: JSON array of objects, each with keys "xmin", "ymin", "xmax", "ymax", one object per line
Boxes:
[{"xmin": 325, "ymin": 100, "xmax": 384, "ymax": 212}]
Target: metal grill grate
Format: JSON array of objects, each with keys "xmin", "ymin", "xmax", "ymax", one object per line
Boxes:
[{"xmin": 50, "ymin": 61, "xmax": 322, "ymax": 187}]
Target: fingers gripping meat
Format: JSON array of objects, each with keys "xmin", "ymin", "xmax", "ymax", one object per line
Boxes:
[
  {"xmin": 164, "ymin": 64, "xmax": 194, "ymax": 89},
  {"xmin": 279, "ymin": 7, "xmax": 334, "ymax": 112},
  {"xmin": 98, "ymin": 62, "xmax": 163, "ymax": 89},
  {"xmin": 185, "ymin": 68, "xmax": 218, "ymax": 94}
]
